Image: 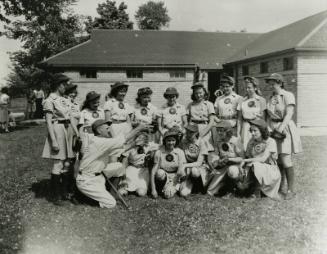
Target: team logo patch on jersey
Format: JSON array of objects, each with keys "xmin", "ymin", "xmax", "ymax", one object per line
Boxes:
[
  {"xmin": 248, "ymin": 100, "xmax": 256, "ymax": 108},
  {"xmin": 254, "ymin": 143, "xmax": 266, "ymax": 153},
  {"xmin": 271, "ymin": 96, "xmax": 279, "ymax": 105},
  {"xmin": 188, "ymin": 144, "xmax": 199, "ymax": 154},
  {"xmin": 92, "ymin": 112, "xmax": 99, "ymax": 118},
  {"xmin": 141, "ymin": 108, "xmax": 148, "ymax": 115},
  {"xmin": 169, "ymin": 107, "xmax": 176, "ymax": 114},
  {"xmin": 224, "ymin": 98, "xmax": 232, "ymax": 104},
  {"xmin": 118, "ymin": 102, "xmax": 125, "ymax": 109},
  {"xmin": 221, "ymin": 142, "xmax": 230, "ymax": 152},
  {"xmin": 165, "ymin": 154, "xmax": 174, "ymax": 162}
]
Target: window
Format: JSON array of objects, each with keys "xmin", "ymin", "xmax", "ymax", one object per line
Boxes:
[
  {"xmin": 260, "ymin": 62, "xmax": 268, "ymax": 73},
  {"xmin": 242, "ymin": 65, "xmax": 249, "ymax": 76},
  {"xmin": 170, "ymin": 70, "xmax": 186, "ymax": 79},
  {"xmin": 283, "ymin": 57, "xmax": 294, "ymax": 71},
  {"xmin": 80, "ymin": 70, "xmax": 97, "ymax": 79},
  {"xmin": 126, "ymin": 70, "xmax": 143, "ymax": 79}
]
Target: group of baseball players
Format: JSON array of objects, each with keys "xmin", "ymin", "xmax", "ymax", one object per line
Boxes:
[{"xmin": 42, "ymin": 72, "xmax": 302, "ymax": 208}]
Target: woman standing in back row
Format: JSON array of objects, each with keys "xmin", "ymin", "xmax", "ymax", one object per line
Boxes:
[{"xmin": 265, "ymin": 73, "xmax": 302, "ymax": 199}]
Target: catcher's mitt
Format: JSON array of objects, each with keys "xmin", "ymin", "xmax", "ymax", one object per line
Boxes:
[{"xmin": 270, "ymin": 130, "xmax": 286, "ymax": 140}]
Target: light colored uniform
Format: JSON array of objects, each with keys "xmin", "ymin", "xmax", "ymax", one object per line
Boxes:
[
  {"xmin": 180, "ymin": 137, "xmax": 211, "ymax": 186},
  {"xmin": 159, "ymin": 102, "xmax": 187, "ymax": 133},
  {"xmin": 79, "ymin": 108, "xmax": 105, "ymax": 127},
  {"xmin": 76, "ymin": 134, "xmax": 126, "ymax": 208},
  {"xmin": 42, "ymin": 93, "xmax": 75, "ymax": 161},
  {"xmin": 154, "ymin": 146, "xmax": 187, "ymax": 198},
  {"xmin": 266, "ymin": 89, "xmax": 302, "ymax": 154},
  {"xmin": 124, "ymin": 142, "xmax": 159, "ymax": 193},
  {"xmin": 207, "ymin": 136, "xmax": 244, "ymax": 195},
  {"xmin": 237, "ymin": 95, "xmax": 266, "ymax": 150},
  {"xmin": 187, "ymin": 100, "xmax": 215, "ymax": 151},
  {"xmin": 132, "ymin": 103, "xmax": 159, "ymax": 142},
  {"xmin": 214, "ymin": 92, "xmax": 242, "ymax": 127},
  {"xmin": 103, "ymin": 98, "xmax": 133, "ymax": 137},
  {"xmin": 0, "ymin": 93, "xmax": 10, "ymax": 123},
  {"xmin": 245, "ymin": 137, "xmax": 281, "ymax": 199}
]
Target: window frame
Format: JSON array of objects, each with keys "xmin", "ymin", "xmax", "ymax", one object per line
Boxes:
[
  {"xmin": 126, "ymin": 70, "xmax": 143, "ymax": 79},
  {"xmin": 283, "ymin": 57, "xmax": 294, "ymax": 71},
  {"xmin": 169, "ymin": 70, "xmax": 186, "ymax": 79},
  {"xmin": 260, "ymin": 61, "xmax": 269, "ymax": 74},
  {"xmin": 79, "ymin": 69, "xmax": 97, "ymax": 79},
  {"xmin": 242, "ymin": 65, "xmax": 249, "ymax": 76}
]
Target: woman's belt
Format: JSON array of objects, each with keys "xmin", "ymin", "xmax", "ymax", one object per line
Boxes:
[
  {"xmin": 112, "ymin": 119, "xmax": 127, "ymax": 123},
  {"xmin": 270, "ymin": 118, "xmax": 283, "ymax": 123},
  {"xmin": 191, "ymin": 119, "xmax": 208, "ymax": 124},
  {"xmin": 242, "ymin": 117, "xmax": 255, "ymax": 122},
  {"xmin": 52, "ymin": 119, "xmax": 71, "ymax": 124},
  {"xmin": 220, "ymin": 115, "xmax": 237, "ymax": 120},
  {"xmin": 79, "ymin": 171, "xmax": 101, "ymax": 176}
]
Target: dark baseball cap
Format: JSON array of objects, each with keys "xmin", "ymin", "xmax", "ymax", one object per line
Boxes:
[{"xmin": 91, "ymin": 119, "xmax": 112, "ymax": 133}]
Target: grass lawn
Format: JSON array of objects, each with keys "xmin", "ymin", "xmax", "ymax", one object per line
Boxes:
[{"xmin": 0, "ymin": 125, "xmax": 327, "ymax": 254}]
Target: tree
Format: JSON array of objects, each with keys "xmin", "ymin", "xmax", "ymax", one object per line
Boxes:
[
  {"xmin": 135, "ymin": 1, "xmax": 170, "ymax": 30},
  {"xmin": 87, "ymin": 0, "xmax": 133, "ymax": 31},
  {"xmin": 1, "ymin": 0, "xmax": 86, "ymax": 92}
]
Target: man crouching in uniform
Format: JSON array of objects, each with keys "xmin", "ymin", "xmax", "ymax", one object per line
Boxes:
[{"xmin": 76, "ymin": 118, "xmax": 149, "ymax": 208}]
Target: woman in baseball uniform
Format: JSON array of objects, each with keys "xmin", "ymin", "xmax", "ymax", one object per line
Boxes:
[
  {"xmin": 42, "ymin": 74, "xmax": 76, "ymax": 205},
  {"xmin": 132, "ymin": 87, "xmax": 159, "ymax": 143},
  {"xmin": 104, "ymin": 82, "xmax": 133, "ymax": 137},
  {"xmin": 214, "ymin": 75, "xmax": 242, "ymax": 129},
  {"xmin": 242, "ymin": 119, "xmax": 281, "ymax": 200},
  {"xmin": 151, "ymin": 130, "xmax": 188, "ymax": 199},
  {"xmin": 187, "ymin": 82, "xmax": 215, "ymax": 152},
  {"xmin": 158, "ymin": 87, "xmax": 188, "ymax": 138},
  {"xmin": 207, "ymin": 121, "xmax": 245, "ymax": 196},
  {"xmin": 79, "ymin": 91, "xmax": 105, "ymax": 132},
  {"xmin": 265, "ymin": 73, "xmax": 302, "ymax": 199},
  {"xmin": 237, "ymin": 76, "xmax": 266, "ymax": 150},
  {"xmin": 120, "ymin": 131, "xmax": 159, "ymax": 196},
  {"xmin": 0, "ymin": 87, "xmax": 10, "ymax": 133},
  {"xmin": 179, "ymin": 124, "xmax": 211, "ymax": 197}
]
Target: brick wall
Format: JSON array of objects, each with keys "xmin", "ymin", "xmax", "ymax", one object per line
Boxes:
[
  {"xmin": 227, "ymin": 53, "xmax": 298, "ymax": 122},
  {"xmin": 64, "ymin": 69, "xmax": 208, "ymax": 108}
]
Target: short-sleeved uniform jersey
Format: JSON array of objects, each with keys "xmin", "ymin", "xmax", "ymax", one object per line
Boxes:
[
  {"xmin": 160, "ymin": 102, "xmax": 187, "ymax": 130},
  {"xmin": 154, "ymin": 147, "xmax": 186, "ymax": 173},
  {"xmin": 180, "ymin": 138, "xmax": 208, "ymax": 163},
  {"xmin": 79, "ymin": 108, "xmax": 105, "ymax": 127},
  {"xmin": 132, "ymin": 103, "xmax": 158, "ymax": 125},
  {"xmin": 103, "ymin": 98, "xmax": 133, "ymax": 122},
  {"xmin": 187, "ymin": 100, "xmax": 215, "ymax": 123},
  {"xmin": 237, "ymin": 95, "xmax": 266, "ymax": 121},
  {"xmin": 214, "ymin": 92, "xmax": 242, "ymax": 126}
]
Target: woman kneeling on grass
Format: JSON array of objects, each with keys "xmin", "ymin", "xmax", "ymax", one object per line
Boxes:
[
  {"xmin": 178, "ymin": 124, "xmax": 211, "ymax": 197},
  {"xmin": 207, "ymin": 121, "xmax": 245, "ymax": 196},
  {"xmin": 119, "ymin": 131, "xmax": 159, "ymax": 197},
  {"xmin": 241, "ymin": 119, "xmax": 281, "ymax": 200},
  {"xmin": 151, "ymin": 130, "xmax": 189, "ymax": 199}
]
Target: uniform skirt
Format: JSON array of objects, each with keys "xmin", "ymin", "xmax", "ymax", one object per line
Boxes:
[
  {"xmin": 110, "ymin": 122, "xmax": 132, "ymax": 138},
  {"xmin": 125, "ymin": 165, "xmax": 149, "ymax": 192},
  {"xmin": 252, "ymin": 162, "xmax": 281, "ymax": 199},
  {"xmin": 268, "ymin": 120, "xmax": 302, "ymax": 155},
  {"xmin": 197, "ymin": 123, "xmax": 214, "ymax": 152},
  {"xmin": 42, "ymin": 123, "xmax": 75, "ymax": 160},
  {"xmin": 0, "ymin": 104, "xmax": 9, "ymax": 123},
  {"xmin": 240, "ymin": 121, "xmax": 252, "ymax": 150}
]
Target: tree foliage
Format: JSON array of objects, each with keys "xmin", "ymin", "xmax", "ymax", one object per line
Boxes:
[
  {"xmin": 1, "ymin": 0, "xmax": 87, "ymax": 93},
  {"xmin": 86, "ymin": 0, "xmax": 133, "ymax": 32},
  {"xmin": 135, "ymin": 1, "xmax": 170, "ymax": 30}
]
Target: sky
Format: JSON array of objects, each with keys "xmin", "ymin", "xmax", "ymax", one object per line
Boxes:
[{"xmin": 0, "ymin": 0, "xmax": 327, "ymax": 86}]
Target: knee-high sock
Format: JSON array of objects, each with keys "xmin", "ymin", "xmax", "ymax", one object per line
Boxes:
[
  {"xmin": 284, "ymin": 166, "xmax": 294, "ymax": 192},
  {"xmin": 278, "ymin": 164, "xmax": 287, "ymax": 192}
]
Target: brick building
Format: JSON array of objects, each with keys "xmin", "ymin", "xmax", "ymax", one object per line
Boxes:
[
  {"xmin": 225, "ymin": 10, "xmax": 327, "ymax": 127},
  {"xmin": 41, "ymin": 10, "xmax": 327, "ymax": 127},
  {"xmin": 40, "ymin": 30, "xmax": 259, "ymax": 107}
]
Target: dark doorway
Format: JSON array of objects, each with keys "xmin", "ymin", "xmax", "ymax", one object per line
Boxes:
[{"xmin": 207, "ymin": 71, "xmax": 221, "ymax": 102}]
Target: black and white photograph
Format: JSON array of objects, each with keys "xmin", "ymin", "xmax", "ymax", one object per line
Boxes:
[{"xmin": 0, "ymin": 0, "xmax": 327, "ymax": 253}]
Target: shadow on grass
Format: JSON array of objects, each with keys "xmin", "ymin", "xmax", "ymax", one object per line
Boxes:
[{"xmin": 30, "ymin": 179, "xmax": 99, "ymax": 206}]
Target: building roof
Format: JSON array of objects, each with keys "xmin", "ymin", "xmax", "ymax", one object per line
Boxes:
[
  {"xmin": 41, "ymin": 30, "xmax": 260, "ymax": 69},
  {"xmin": 226, "ymin": 10, "xmax": 327, "ymax": 64}
]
